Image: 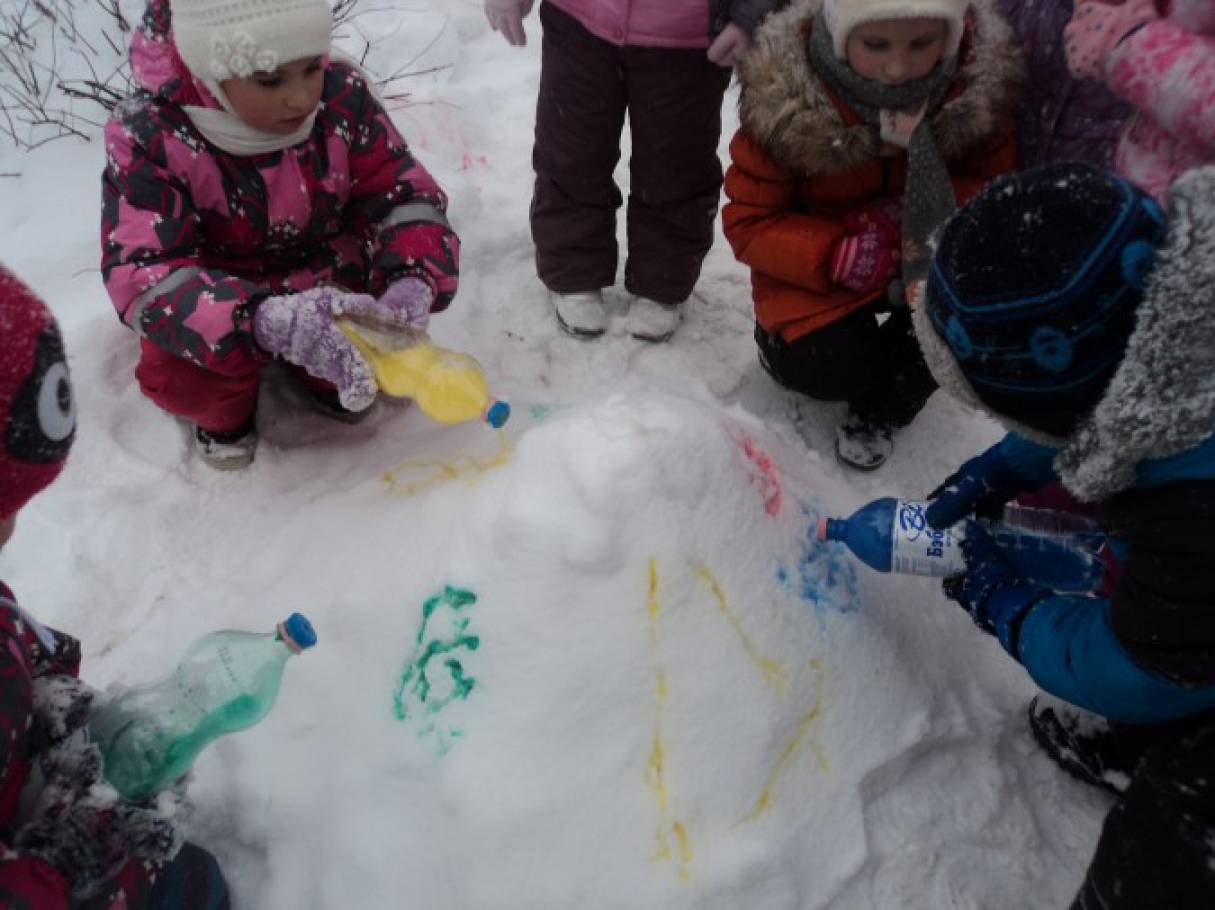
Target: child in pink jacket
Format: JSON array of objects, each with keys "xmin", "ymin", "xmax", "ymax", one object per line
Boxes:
[
  {"xmin": 1065, "ymin": 0, "xmax": 1215, "ymax": 201},
  {"xmin": 101, "ymin": 0, "xmax": 461, "ymax": 469},
  {"xmin": 484, "ymin": 0, "xmax": 785, "ymax": 342}
]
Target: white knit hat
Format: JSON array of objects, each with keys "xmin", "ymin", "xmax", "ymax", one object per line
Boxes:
[
  {"xmin": 171, "ymin": 0, "xmax": 333, "ymax": 82},
  {"xmin": 823, "ymin": 0, "xmax": 969, "ymax": 60}
]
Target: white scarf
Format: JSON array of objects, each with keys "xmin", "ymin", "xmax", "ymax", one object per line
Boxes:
[{"xmin": 182, "ymin": 102, "xmax": 318, "ymax": 156}]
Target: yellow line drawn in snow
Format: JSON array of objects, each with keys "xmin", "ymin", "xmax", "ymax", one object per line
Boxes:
[
  {"xmin": 382, "ymin": 430, "xmax": 513, "ymax": 496},
  {"xmin": 691, "ymin": 561, "xmax": 790, "ymax": 695},
  {"xmin": 735, "ymin": 660, "xmax": 829, "ymax": 827},
  {"xmin": 644, "ymin": 558, "xmax": 692, "ymax": 884},
  {"xmin": 647, "ymin": 672, "xmax": 670, "ymax": 816}
]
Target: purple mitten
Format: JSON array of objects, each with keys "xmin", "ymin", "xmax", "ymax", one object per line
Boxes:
[
  {"xmin": 372, "ymin": 278, "xmax": 434, "ymax": 332},
  {"xmin": 252, "ymin": 288, "xmax": 378, "ymax": 412}
]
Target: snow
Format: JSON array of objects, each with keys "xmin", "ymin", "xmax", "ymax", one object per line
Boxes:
[{"xmin": 0, "ymin": 0, "xmax": 1111, "ymax": 906}]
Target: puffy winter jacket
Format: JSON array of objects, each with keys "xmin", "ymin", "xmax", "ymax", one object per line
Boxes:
[
  {"xmin": 549, "ymin": 0, "xmax": 786, "ymax": 48},
  {"xmin": 915, "ymin": 167, "xmax": 1215, "ymax": 724},
  {"xmin": 1103, "ymin": 0, "xmax": 1215, "ymax": 201},
  {"xmin": 997, "ymin": 0, "xmax": 1130, "ymax": 169},
  {"xmin": 723, "ymin": 0, "xmax": 1022, "ymax": 342},
  {"xmin": 101, "ymin": 0, "xmax": 460, "ymax": 377}
]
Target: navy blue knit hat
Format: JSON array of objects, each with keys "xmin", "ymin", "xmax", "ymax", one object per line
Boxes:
[{"xmin": 923, "ymin": 163, "xmax": 1168, "ymax": 438}]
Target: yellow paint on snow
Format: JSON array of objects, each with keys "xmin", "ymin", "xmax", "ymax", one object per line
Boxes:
[
  {"xmin": 692, "ymin": 562, "xmax": 790, "ymax": 694},
  {"xmin": 382, "ymin": 430, "xmax": 513, "ymax": 496},
  {"xmin": 644, "ymin": 558, "xmax": 692, "ymax": 884},
  {"xmin": 735, "ymin": 660, "xmax": 829, "ymax": 826}
]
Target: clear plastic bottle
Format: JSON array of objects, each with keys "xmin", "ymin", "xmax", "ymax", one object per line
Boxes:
[
  {"xmin": 338, "ymin": 321, "xmax": 510, "ymax": 428},
  {"xmin": 816, "ymin": 498, "xmax": 1106, "ymax": 593},
  {"xmin": 88, "ymin": 613, "xmax": 317, "ymax": 800}
]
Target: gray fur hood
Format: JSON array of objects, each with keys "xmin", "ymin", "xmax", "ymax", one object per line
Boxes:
[
  {"xmin": 915, "ymin": 166, "xmax": 1215, "ymax": 502},
  {"xmin": 736, "ymin": 0, "xmax": 1025, "ymax": 176}
]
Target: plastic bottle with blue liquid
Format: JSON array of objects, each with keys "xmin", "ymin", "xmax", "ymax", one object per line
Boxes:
[{"xmin": 816, "ymin": 498, "xmax": 1106, "ymax": 593}]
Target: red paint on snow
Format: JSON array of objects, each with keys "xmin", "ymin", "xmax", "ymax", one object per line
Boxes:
[{"xmin": 730, "ymin": 430, "xmax": 782, "ymax": 517}]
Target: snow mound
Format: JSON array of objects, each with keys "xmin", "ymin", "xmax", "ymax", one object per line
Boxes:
[{"xmin": 207, "ymin": 393, "xmax": 937, "ymax": 908}]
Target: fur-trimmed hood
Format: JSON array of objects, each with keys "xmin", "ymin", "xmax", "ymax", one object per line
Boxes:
[
  {"xmin": 736, "ymin": 0, "xmax": 1025, "ymax": 176},
  {"xmin": 915, "ymin": 166, "xmax": 1215, "ymax": 502}
]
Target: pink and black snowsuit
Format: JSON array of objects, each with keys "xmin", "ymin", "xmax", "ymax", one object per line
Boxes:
[
  {"xmin": 1105, "ymin": 0, "xmax": 1215, "ymax": 201},
  {"xmin": 101, "ymin": 0, "xmax": 460, "ymax": 432}
]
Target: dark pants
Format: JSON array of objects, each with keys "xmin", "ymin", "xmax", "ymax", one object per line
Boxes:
[
  {"xmin": 1072, "ymin": 719, "xmax": 1215, "ymax": 909},
  {"xmin": 755, "ymin": 303, "xmax": 937, "ymax": 427},
  {"xmin": 531, "ymin": 2, "xmax": 732, "ymax": 304}
]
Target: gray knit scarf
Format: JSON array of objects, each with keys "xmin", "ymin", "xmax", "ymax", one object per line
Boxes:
[{"xmin": 808, "ymin": 13, "xmax": 959, "ymax": 289}]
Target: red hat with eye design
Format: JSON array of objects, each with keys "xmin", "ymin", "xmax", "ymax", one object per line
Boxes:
[{"xmin": 0, "ymin": 266, "xmax": 76, "ymax": 521}]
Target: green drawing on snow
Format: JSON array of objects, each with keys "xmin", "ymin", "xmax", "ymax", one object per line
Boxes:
[{"xmin": 393, "ymin": 586, "xmax": 481, "ymax": 755}]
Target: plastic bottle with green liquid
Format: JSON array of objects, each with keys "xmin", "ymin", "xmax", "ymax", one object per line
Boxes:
[
  {"xmin": 87, "ymin": 613, "xmax": 317, "ymax": 800},
  {"xmin": 338, "ymin": 321, "xmax": 510, "ymax": 428}
]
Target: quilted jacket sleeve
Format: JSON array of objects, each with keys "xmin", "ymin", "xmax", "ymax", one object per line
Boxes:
[
  {"xmin": 1105, "ymin": 18, "xmax": 1215, "ymax": 152},
  {"xmin": 338, "ymin": 67, "xmax": 461, "ymax": 313},
  {"xmin": 722, "ymin": 129, "xmax": 850, "ymax": 295},
  {"xmin": 100, "ymin": 103, "xmax": 270, "ymax": 377}
]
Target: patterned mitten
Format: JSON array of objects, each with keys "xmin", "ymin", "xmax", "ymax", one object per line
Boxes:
[
  {"xmin": 16, "ymin": 737, "xmax": 191, "ymax": 898},
  {"xmin": 1065, "ymin": 0, "xmax": 1159, "ymax": 80},
  {"xmin": 252, "ymin": 287, "xmax": 381, "ymax": 411}
]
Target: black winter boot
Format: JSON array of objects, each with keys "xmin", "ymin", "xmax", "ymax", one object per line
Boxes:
[
  {"xmin": 834, "ymin": 411, "xmax": 893, "ymax": 470},
  {"xmin": 1029, "ymin": 695, "xmax": 1143, "ymax": 795}
]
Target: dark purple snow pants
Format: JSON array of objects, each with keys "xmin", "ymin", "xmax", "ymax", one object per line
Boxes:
[{"xmin": 531, "ymin": 2, "xmax": 732, "ymax": 305}]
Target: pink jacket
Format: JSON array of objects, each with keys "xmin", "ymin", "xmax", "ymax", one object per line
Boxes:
[
  {"xmin": 101, "ymin": 0, "xmax": 459, "ymax": 376},
  {"xmin": 1106, "ymin": 0, "xmax": 1215, "ymax": 201},
  {"xmin": 549, "ymin": 0, "xmax": 712, "ymax": 48}
]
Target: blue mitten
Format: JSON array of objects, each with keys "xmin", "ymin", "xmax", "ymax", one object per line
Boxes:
[
  {"xmin": 942, "ymin": 521, "xmax": 1052, "ymax": 658},
  {"xmin": 926, "ymin": 434, "xmax": 1059, "ymax": 529}
]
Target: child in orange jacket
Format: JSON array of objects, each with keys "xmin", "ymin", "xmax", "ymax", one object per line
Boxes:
[{"xmin": 723, "ymin": 0, "xmax": 1022, "ymax": 468}]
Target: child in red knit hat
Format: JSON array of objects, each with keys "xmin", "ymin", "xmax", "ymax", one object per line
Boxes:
[{"xmin": 0, "ymin": 265, "xmax": 229, "ymax": 908}]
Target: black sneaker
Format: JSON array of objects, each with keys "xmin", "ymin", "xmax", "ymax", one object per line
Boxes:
[
  {"xmin": 834, "ymin": 411, "xmax": 893, "ymax": 470},
  {"xmin": 1029, "ymin": 695, "xmax": 1136, "ymax": 795},
  {"xmin": 194, "ymin": 422, "xmax": 257, "ymax": 470}
]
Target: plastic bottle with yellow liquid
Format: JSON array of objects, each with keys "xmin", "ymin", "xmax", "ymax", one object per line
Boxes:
[{"xmin": 339, "ymin": 321, "xmax": 510, "ymax": 428}]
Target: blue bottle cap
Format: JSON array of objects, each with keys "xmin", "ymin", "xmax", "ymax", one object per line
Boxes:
[
  {"xmin": 485, "ymin": 400, "xmax": 511, "ymax": 429},
  {"xmin": 281, "ymin": 613, "xmax": 317, "ymax": 651}
]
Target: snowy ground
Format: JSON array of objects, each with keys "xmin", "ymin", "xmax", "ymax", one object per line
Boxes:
[{"xmin": 0, "ymin": 1, "xmax": 1110, "ymax": 907}]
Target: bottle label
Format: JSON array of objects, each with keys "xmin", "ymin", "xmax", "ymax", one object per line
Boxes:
[{"xmin": 890, "ymin": 500, "xmax": 967, "ymax": 577}]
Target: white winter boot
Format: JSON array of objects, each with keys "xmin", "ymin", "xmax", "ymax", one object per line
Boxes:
[
  {"xmin": 625, "ymin": 296, "xmax": 681, "ymax": 343},
  {"xmin": 551, "ymin": 290, "xmax": 607, "ymax": 338}
]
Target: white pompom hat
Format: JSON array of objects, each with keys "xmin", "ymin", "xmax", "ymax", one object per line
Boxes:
[
  {"xmin": 823, "ymin": 0, "xmax": 970, "ymax": 59},
  {"xmin": 170, "ymin": 0, "xmax": 333, "ymax": 83}
]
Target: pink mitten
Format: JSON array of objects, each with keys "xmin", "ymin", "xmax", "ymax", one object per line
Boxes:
[
  {"xmin": 844, "ymin": 198, "xmax": 903, "ymax": 245},
  {"xmin": 484, "ymin": 0, "xmax": 536, "ymax": 47},
  {"xmin": 830, "ymin": 227, "xmax": 901, "ymax": 294},
  {"xmin": 707, "ymin": 23, "xmax": 753, "ymax": 67},
  {"xmin": 1065, "ymin": 0, "xmax": 1159, "ymax": 80}
]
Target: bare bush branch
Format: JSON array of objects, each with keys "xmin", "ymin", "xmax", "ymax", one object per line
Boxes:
[{"xmin": 1, "ymin": 0, "xmax": 448, "ymax": 151}]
